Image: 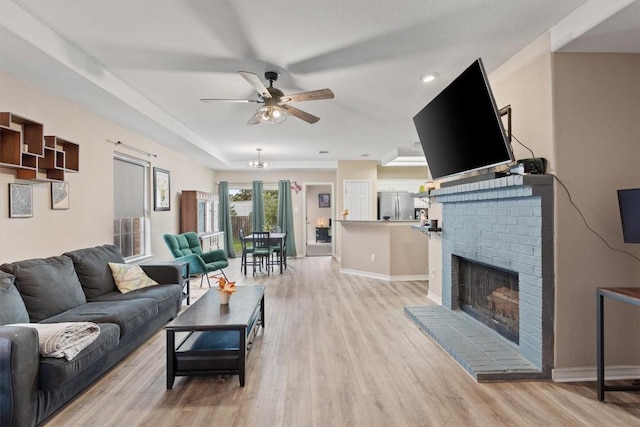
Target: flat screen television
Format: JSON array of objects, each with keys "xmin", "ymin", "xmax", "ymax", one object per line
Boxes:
[
  {"xmin": 413, "ymin": 58, "xmax": 514, "ymax": 180},
  {"xmin": 617, "ymin": 188, "xmax": 640, "ymax": 243}
]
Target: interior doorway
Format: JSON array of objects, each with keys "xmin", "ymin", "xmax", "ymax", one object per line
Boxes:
[{"xmin": 303, "ymin": 182, "xmax": 334, "ymax": 257}]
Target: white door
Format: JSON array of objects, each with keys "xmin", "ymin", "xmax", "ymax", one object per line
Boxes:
[{"xmin": 344, "ymin": 181, "xmax": 371, "ymax": 220}]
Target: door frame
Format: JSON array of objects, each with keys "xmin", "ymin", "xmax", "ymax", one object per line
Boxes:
[{"xmin": 302, "ymin": 181, "xmax": 335, "ymax": 257}]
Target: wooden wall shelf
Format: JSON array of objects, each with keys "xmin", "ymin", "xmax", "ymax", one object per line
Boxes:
[{"xmin": 0, "ymin": 112, "xmax": 79, "ymax": 182}]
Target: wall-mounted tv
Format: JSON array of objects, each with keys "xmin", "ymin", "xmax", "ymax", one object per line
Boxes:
[
  {"xmin": 617, "ymin": 188, "xmax": 640, "ymax": 243},
  {"xmin": 413, "ymin": 58, "xmax": 514, "ymax": 181}
]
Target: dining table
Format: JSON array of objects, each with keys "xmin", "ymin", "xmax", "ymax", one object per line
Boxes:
[{"xmin": 243, "ymin": 232, "xmax": 286, "ymax": 274}]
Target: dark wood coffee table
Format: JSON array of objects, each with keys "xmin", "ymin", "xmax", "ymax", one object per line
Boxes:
[{"xmin": 165, "ymin": 285, "xmax": 265, "ymax": 388}]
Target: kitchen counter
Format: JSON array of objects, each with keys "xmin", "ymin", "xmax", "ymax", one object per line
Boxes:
[
  {"xmin": 337, "ymin": 219, "xmax": 417, "ymax": 225},
  {"xmin": 338, "ymin": 220, "xmax": 428, "ymax": 281}
]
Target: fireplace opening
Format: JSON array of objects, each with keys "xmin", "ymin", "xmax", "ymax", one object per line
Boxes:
[{"xmin": 455, "ymin": 257, "xmax": 519, "ymax": 344}]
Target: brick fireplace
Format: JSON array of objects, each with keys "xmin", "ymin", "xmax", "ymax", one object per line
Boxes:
[{"xmin": 406, "ymin": 175, "xmax": 554, "ymax": 379}]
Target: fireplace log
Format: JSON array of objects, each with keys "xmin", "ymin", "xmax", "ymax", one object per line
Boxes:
[{"xmin": 487, "ymin": 287, "xmax": 519, "ymax": 322}]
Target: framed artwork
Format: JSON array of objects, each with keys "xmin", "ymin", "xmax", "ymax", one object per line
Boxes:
[
  {"xmin": 51, "ymin": 181, "xmax": 70, "ymax": 210},
  {"xmin": 153, "ymin": 167, "xmax": 170, "ymax": 211},
  {"xmin": 319, "ymin": 193, "xmax": 330, "ymax": 208},
  {"xmin": 9, "ymin": 183, "xmax": 33, "ymax": 218}
]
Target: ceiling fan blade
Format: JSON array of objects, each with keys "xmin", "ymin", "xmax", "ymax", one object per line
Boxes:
[
  {"xmin": 280, "ymin": 104, "xmax": 320, "ymax": 124},
  {"xmin": 280, "ymin": 88, "xmax": 334, "ymax": 103},
  {"xmin": 200, "ymin": 98, "xmax": 261, "ymax": 103},
  {"xmin": 239, "ymin": 71, "xmax": 272, "ymax": 98}
]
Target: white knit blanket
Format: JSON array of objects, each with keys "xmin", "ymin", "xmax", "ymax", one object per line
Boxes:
[{"xmin": 10, "ymin": 322, "xmax": 100, "ymax": 361}]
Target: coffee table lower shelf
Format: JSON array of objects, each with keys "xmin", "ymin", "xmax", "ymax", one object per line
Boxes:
[{"xmin": 167, "ymin": 329, "xmax": 246, "ymax": 387}]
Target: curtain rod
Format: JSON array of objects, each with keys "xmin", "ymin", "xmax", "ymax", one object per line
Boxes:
[{"xmin": 107, "ymin": 139, "xmax": 157, "ymax": 158}]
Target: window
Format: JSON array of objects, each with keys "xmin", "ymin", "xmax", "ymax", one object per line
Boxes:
[
  {"xmin": 228, "ymin": 184, "xmax": 279, "ymax": 252},
  {"xmin": 113, "ymin": 153, "xmax": 150, "ymax": 260}
]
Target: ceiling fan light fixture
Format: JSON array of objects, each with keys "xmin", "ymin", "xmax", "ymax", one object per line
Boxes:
[
  {"xmin": 249, "ymin": 148, "xmax": 268, "ymax": 168},
  {"xmin": 256, "ymin": 105, "xmax": 287, "ymax": 124}
]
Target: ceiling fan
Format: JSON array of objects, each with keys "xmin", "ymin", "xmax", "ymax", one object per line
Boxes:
[{"xmin": 200, "ymin": 71, "xmax": 334, "ymax": 124}]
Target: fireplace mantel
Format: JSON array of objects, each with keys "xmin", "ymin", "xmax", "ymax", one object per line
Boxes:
[{"xmin": 431, "ymin": 174, "xmax": 552, "ymax": 202}]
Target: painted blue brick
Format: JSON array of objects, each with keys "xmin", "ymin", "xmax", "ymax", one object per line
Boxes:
[{"xmin": 439, "ymin": 178, "xmax": 553, "ymax": 375}]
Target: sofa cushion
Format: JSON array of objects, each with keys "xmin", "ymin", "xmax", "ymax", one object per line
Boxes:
[
  {"xmin": 63, "ymin": 245, "xmax": 125, "ymax": 299},
  {"xmin": 0, "ymin": 271, "xmax": 29, "ymax": 325},
  {"xmin": 108, "ymin": 263, "xmax": 158, "ymax": 294},
  {"xmin": 38, "ymin": 322, "xmax": 120, "ymax": 391},
  {"xmin": 0, "ymin": 256, "xmax": 86, "ymax": 322},
  {"xmin": 41, "ymin": 299, "xmax": 158, "ymax": 338},
  {"xmin": 91, "ymin": 284, "xmax": 181, "ymax": 315}
]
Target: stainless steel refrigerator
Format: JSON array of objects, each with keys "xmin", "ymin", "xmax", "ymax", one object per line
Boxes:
[{"xmin": 377, "ymin": 191, "xmax": 415, "ymax": 220}]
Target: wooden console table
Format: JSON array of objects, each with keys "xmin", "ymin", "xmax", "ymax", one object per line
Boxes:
[{"xmin": 596, "ymin": 287, "xmax": 640, "ymax": 401}]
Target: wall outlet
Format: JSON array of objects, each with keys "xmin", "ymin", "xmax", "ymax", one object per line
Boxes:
[{"xmin": 371, "ymin": 254, "xmax": 376, "ymax": 262}]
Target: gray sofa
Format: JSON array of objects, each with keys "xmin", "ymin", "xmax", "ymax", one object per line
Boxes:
[{"xmin": 0, "ymin": 244, "xmax": 183, "ymax": 427}]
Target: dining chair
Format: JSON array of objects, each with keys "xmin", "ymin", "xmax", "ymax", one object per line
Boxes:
[
  {"xmin": 271, "ymin": 231, "xmax": 287, "ymax": 271},
  {"xmin": 252, "ymin": 231, "xmax": 274, "ymax": 276},
  {"xmin": 239, "ymin": 228, "xmax": 254, "ymax": 275}
]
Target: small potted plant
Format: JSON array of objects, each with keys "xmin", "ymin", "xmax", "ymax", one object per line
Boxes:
[
  {"xmin": 341, "ymin": 209, "xmax": 349, "ymax": 220},
  {"xmin": 217, "ymin": 277, "xmax": 236, "ymax": 305}
]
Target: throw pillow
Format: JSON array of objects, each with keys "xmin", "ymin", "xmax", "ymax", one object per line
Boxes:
[
  {"xmin": 108, "ymin": 263, "xmax": 158, "ymax": 294},
  {"xmin": 0, "ymin": 256, "xmax": 87, "ymax": 322},
  {"xmin": 0, "ymin": 271, "xmax": 29, "ymax": 325},
  {"xmin": 64, "ymin": 245, "xmax": 126, "ymax": 299}
]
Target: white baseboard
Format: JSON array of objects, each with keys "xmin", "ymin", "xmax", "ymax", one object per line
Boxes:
[
  {"xmin": 339, "ymin": 268, "xmax": 428, "ymax": 282},
  {"xmin": 552, "ymin": 365, "xmax": 640, "ymax": 382},
  {"xmin": 427, "ymin": 291, "xmax": 442, "ymax": 305}
]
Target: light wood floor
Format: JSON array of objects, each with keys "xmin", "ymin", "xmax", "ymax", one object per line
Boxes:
[{"xmin": 45, "ymin": 257, "xmax": 640, "ymax": 426}]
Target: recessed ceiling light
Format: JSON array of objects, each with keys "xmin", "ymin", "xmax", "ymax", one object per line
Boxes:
[{"xmin": 420, "ymin": 72, "xmax": 439, "ymax": 83}]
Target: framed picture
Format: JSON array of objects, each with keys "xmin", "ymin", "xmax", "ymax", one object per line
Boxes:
[
  {"xmin": 9, "ymin": 183, "xmax": 33, "ymax": 218},
  {"xmin": 51, "ymin": 181, "xmax": 70, "ymax": 210},
  {"xmin": 319, "ymin": 193, "xmax": 330, "ymax": 208},
  {"xmin": 153, "ymin": 167, "xmax": 170, "ymax": 211}
]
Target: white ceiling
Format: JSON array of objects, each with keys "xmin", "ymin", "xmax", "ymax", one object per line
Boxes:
[{"xmin": 0, "ymin": 0, "xmax": 638, "ymax": 171}]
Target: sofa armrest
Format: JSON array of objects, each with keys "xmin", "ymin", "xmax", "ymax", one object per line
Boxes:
[
  {"xmin": 140, "ymin": 263, "xmax": 181, "ymax": 285},
  {"xmin": 200, "ymin": 249, "xmax": 227, "ymax": 264},
  {"xmin": 0, "ymin": 326, "xmax": 40, "ymax": 427}
]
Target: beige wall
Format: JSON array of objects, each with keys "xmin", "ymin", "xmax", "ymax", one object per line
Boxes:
[
  {"xmin": 340, "ymin": 221, "xmax": 428, "ymax": 279},
  {"xmin": 490, "ymin": 33, "xmax": 556, "ymax": 170},
  {"xmin": 377, "ymin": 166, "xmax": 429, "ymax": 181},
  {"xmin": 0, "ymin": 70, "xmax": 215, "ymax": 263},
  {"xmin": 552, "ymin": 53, "xmax": 640, "ymax": 367}
]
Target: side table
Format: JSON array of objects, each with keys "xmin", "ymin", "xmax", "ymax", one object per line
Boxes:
[
  {"xmin": 596, "ymin": 287, "xmax": 640, "ymax": 400},
  {"xmin": 174, "ymin": 260, "xmax": 190, "ymax": 305}
]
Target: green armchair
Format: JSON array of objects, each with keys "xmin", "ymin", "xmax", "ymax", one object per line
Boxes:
[{"xmin": 163, "ymin": 232, "xmax": 228, "ymax": 288}]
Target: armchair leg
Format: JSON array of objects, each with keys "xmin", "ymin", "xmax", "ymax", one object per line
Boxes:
[
  {"xmin": 200, "ymin": 274, "xmax": 212, "ymax": 288},
  {"xmin": 204, "ymin": 270, "xmax": 228, "ymax": 284}
]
